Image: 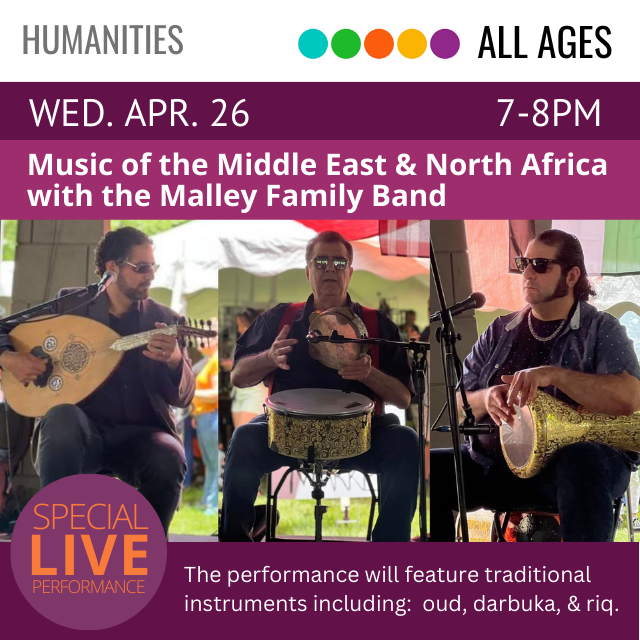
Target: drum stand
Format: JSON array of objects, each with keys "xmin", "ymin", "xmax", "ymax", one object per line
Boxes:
[
  {"xmin": 307, "ymin": 336, "xmax": 430, "ymax": 541},
  {"xmin": 266, "ymin": 459, "xmax": 378, "ymax": 542},
  {"xmin": 264, "ymin": 454, "xmax": 336, "ymax": 542},
  {"xmin": 305, "ymin": 449, "xmax": 331, "ymax": 542}
]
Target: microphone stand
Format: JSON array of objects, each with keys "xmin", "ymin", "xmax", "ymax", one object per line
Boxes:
[
  {"xmin": 0, "ymin": 286, "xmax": 100, "ymax": 328},
  {"xmin": 429, "ymin": 238, "xmax": 473, "ymax": 542},
  {"xmin": 308, "ymin": 333, "xmax": 429, "ymax": 542}
]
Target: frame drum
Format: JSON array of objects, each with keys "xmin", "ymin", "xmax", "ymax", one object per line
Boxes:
[
  {"xmin": 266, "ymin": 388, "xmax": 374, "ymax": 460},
  {"xmin": 308, "ymin": 307, "xmax": 369, "ymax": 370}
]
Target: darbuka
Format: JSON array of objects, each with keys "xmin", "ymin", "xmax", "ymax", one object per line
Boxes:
[{"xmin": 500, "ymin": 390, "xmax": 640, "ymax": 478}]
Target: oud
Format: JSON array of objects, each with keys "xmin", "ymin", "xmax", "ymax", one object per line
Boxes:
[{"xmin": 1, "ymin": 315, "xmax": 215, "ymax": 418}]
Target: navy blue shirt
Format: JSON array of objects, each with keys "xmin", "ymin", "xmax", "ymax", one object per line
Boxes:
[
  {"xmin": 463, "ymin": 300, "xmax": 640, "ymax": 468},
  {"xmin": 233, "ymin": 294, "xmax": 413, "ymax": 402}
]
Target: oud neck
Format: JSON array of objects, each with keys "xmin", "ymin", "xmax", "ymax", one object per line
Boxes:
[{"xmin": 110, "ymin": 325, "xmax": 178, "ymax": 352}]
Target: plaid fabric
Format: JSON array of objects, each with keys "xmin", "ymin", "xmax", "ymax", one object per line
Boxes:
[
  {"xmin": 379, "ymin": 220, "xmax": 430, "ymax": 258},
  {"xmin": 297, "ymin": 220, "xmax": 379, "ymax": 241}
]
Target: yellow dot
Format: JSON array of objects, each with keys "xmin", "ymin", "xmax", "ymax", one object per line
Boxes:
[{"xmin": 397, "ymin": 29, "xmax": 427, "ymax": 59}]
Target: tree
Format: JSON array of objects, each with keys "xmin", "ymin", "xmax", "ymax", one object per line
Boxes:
[
  {"xmin": 1, "ymin": 220, "xmax": 187, "ymax": 260},
  {"xmin": 1, "ymin": 220, "xmax": 17, "ymax": 261}
]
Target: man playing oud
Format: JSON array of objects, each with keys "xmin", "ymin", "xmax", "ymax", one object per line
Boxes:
[
  {"xmin": 0, "ymin": 227, "xmax": 195, "ymax": 535},
  {"xmin": 431, "ymin": 229, "xmax": 640, "ymax": 542}
]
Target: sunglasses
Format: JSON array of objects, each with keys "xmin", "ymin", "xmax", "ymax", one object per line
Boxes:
[
  {"xmin": 122, "ymin": 261, "xmax": 160, "ymax": 274},
  {"xmin": 309, "ymin": 255, "xmax": 349, "ymax": 271},
  {"xmin": 514, "ymin": 257, "xmax": 563, "ymax": 274}
]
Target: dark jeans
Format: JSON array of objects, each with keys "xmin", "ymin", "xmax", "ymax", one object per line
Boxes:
[
  {"xmin": 430, "ymin": 442, "xmax": 632, "ymax": 542},
  {"xmin": 182, "ymin": 413, "xmax": 196, "ymax": 488},
  {"xmin": 221, "ymin": 413, "xmax": 419, "ymax": 541},
  {"xmin": 37, "ymin": 404, "xmax": 186, "ymax": 536}
]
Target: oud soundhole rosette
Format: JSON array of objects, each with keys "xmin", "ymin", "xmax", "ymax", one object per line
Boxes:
[
  {"xmin": 43, "ymin": 336, "xmax": 58, "ymax": 352},
  {"xmin": 60, "ymin": 341, "xmax": 90, "ymax": 373},
  {"xmin": 48, "ymin": 376, "xmax": 63, "ymax": 392}
]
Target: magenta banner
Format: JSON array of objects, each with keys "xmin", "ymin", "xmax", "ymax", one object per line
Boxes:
[{"xmin": 1, "ymin": 140, "xmax": 635, "ymax": 219}]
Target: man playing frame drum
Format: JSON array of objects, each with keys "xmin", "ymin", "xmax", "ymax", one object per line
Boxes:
[
  {"xmin": 431, "ymin": 229, "xmax": 640, "ymax": 542},
  {"xmin": 220, "ymin": 230, "xmax": 419, "ymax": 541}
]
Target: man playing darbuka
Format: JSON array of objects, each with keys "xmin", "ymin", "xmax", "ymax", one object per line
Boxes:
[
  {"xmin": 220, "ymin": 230, "xmax": 419, "ymax": 541},
  {"xmin": 431, "ymin": 229, "xmax": 640, "ymax": 542}
]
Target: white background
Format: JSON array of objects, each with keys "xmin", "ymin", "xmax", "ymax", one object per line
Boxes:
[{"xmin": 2, "ymin": 0, "xmax": 639, "ymax": 81}]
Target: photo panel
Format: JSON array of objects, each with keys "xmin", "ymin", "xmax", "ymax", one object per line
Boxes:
[
  {"xmin": 0, "ymin": 220, "xmax": 218, "ymax": 541},
  {"xmin": 217, "ymin": 220, "xmax": 429, "ymax": 541},
  {"xmin": 429, "ymin": 220, "xmax": 640, "ymax": 542}
]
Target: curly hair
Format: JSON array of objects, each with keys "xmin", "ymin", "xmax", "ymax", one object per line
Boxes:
[
  {"xmin": 534, "ymin": 229, "xmax": 596, "ymax": 301},
  {"xmin": 94, "ymin": 227, "xmax": 153, "ymax": 276}
]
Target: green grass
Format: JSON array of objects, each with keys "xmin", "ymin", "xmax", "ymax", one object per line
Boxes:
[
  {"xmin": 172, "ymin": 485, "xmax": 637, "ymax": 542},
  {"xmin": 170, "ymin": 487, "xmax": 217, "ymax": 537},
  {"xmin": 171, "ymin": 487, "xmax": 427, "ymax": 540},
  {"xmin": 252, "ymin": 495, "xmax": 422, "ymax": 540},
  {"xmin": 614, "ymin": 513, "xmax": 639, "ymax": 542}
]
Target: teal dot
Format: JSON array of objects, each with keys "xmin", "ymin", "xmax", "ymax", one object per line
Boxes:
[
  {"xmin": 331, "ymin": 29, "xmax": 361, "ymax": 59},
  {"xmin": 298, "ymin": 29, "xmax": 328, "ymax": 59}
]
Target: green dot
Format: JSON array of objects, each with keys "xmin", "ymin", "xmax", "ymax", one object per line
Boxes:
[{"xmin": 331, "ymin": 29, "xmax": 361, "ymax": 59}]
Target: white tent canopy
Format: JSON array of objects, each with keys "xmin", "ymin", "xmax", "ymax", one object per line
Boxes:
[
  {"xmin": 1, "ymin": 219, "xmax": 428, "ymax": 303},
  {"xmin": 151, "ymin": 220, "xmax": 219, "ymax": 292},
  {"xmin": 0, "ymin": 261, "xmax": 14, "ymax": 299},
  {"xmin": 0, "ymin": 222, "xmax": 219, "ymax": 299},
  {"xmin": 217, "ymin": 219, "xmax": 429, "ymax": 279}
]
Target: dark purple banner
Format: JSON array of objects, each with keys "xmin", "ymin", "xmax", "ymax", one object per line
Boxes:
[
  {"xmin": 0, "ymin": 83, "xmax": 637, "ymax": 140},
  {"xmin": 1, "ymin": 541, "xmax": 637, "ymax": 637}
]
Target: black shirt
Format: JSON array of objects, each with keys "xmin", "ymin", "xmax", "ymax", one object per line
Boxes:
[
  {"xmin": 79, "ymin": 305, "xmax": 161, "ymax": 427},
  {"xmin": 233, "ymin": 294, "xmax": 413, "ymax": 401},
  {"xmin": 473, "ymin": 310, "xmax": 571, "ymax": 466}
]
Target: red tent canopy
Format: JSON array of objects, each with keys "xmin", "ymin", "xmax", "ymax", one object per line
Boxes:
[{"xmin": 297, "ymin": 220, "xmax": 380, "ymax": 241}]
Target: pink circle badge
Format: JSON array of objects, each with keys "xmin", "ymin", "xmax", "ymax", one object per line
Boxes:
[{"xmin": 10, "ymin": 474, "xmax": 167, "ymax": 630}]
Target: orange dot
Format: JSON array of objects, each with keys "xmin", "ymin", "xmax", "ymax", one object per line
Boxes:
[
  {"xmin": 398, "ymin": 29, "xmax": 427, "ymax": 59},
  {"xmin": 364, "ymin": 29, "xmax": 394, "ymax": 59}
]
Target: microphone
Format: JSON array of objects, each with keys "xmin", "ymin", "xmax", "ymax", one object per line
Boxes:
[
  {"xmin": 434, "ymin": 423, "xmax": 496, "ymax": 435},
  {"xmin": 306, "ymin": 330, "xmax": 348, "ymax": 344},
  {"xmin": 430, "ymin": 291, "xmax": 486, "ymax": 323},
  {"xmin": 96, "ymin": 270, "xmax": 117, "ymax": 295}
]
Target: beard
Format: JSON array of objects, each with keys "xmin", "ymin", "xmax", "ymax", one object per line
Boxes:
[
  {"xmin": 540, "ymin": 277, "xmax": 570, "ymax": 303},
  {"xmin": 117, "ymin": 281, "xmax": 150, "ymax": 301}
]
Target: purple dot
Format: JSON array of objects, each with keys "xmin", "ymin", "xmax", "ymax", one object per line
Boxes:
[{"xmin": 431, "ymin": 29, "xmax": 460, "ymax": 59}]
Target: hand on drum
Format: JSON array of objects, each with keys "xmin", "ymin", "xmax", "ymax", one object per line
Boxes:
[
  {"xmin": 338, "ymin": 354, "xmax": 371, "ymax": 381},
  {"xmin": 483, "ymin": 384, "xmax": 514, "ymax": 425},
  {"xmin": 502, "ymin": 366, "xmax": 558, "ymax": 408},
  {"xmin": 268, "ymin": 324, "xmax": 298, "ymax": 371}
]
